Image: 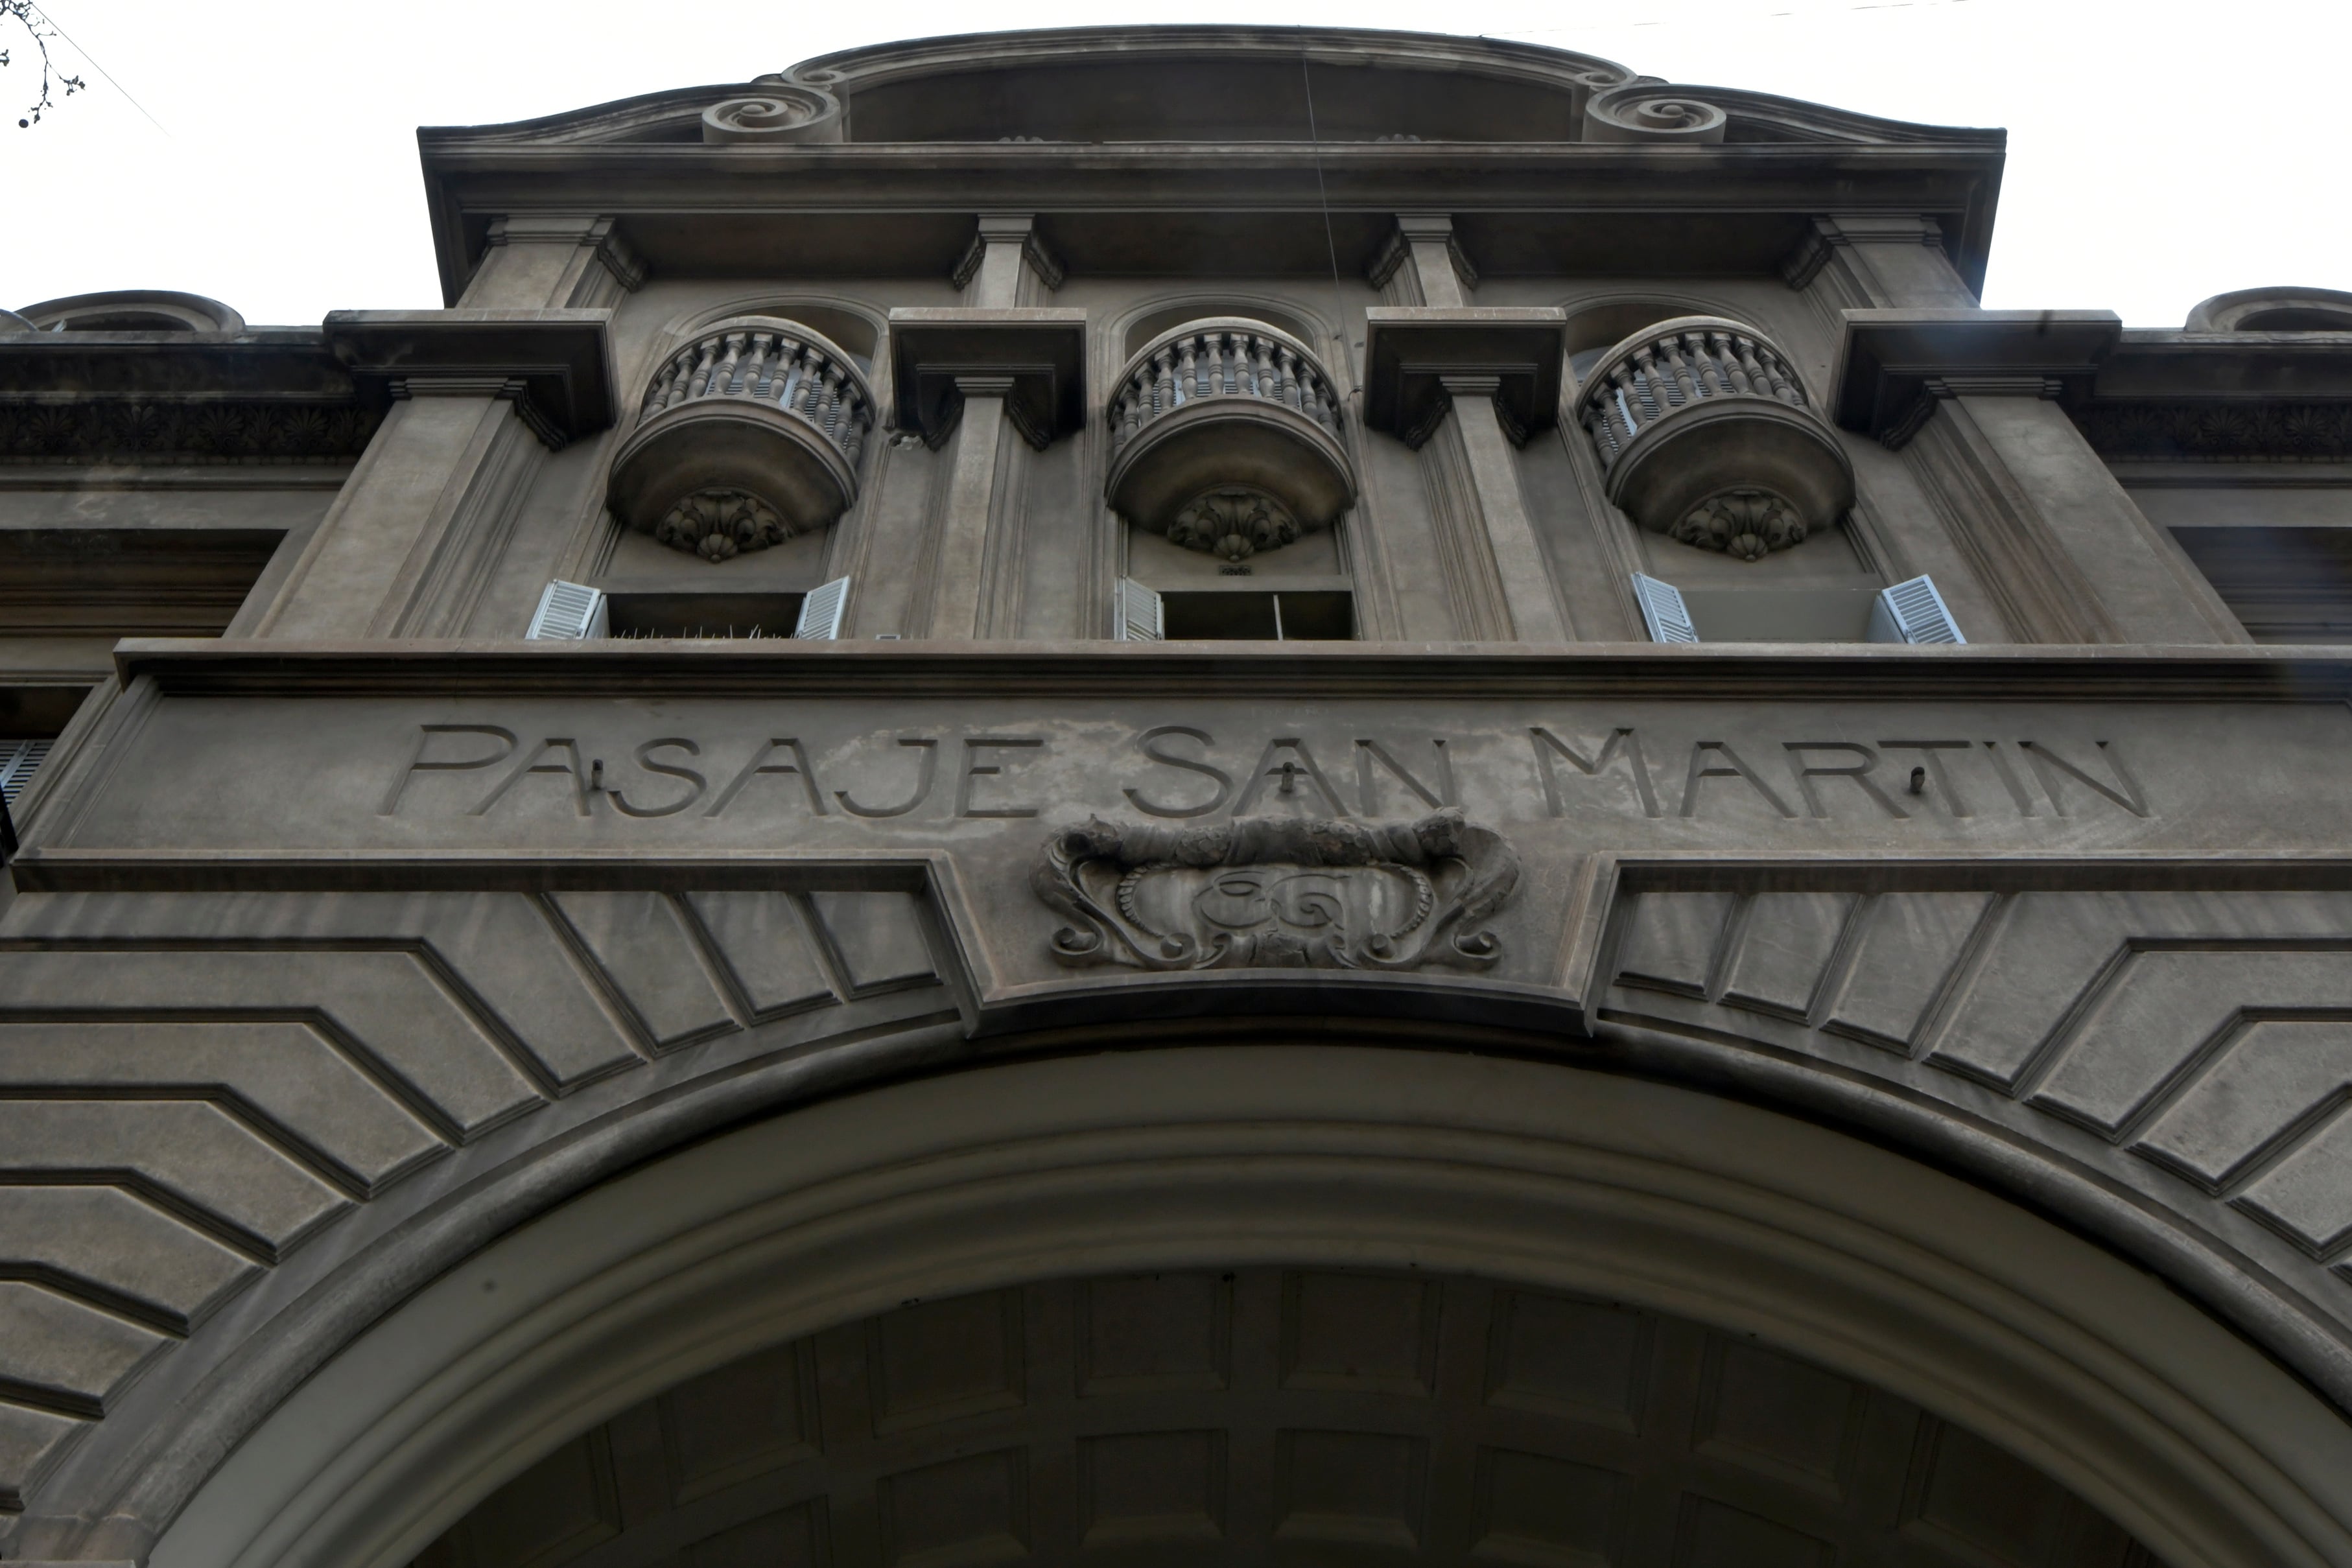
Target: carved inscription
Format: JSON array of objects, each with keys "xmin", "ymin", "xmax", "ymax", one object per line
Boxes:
[
  {"xmin": 376, "ymin": 724, "xmax": 2152, "ymax": 824},
  {"xmin": 1033, "ymin": 809, "xmax": 1520, "ymax": 970}
]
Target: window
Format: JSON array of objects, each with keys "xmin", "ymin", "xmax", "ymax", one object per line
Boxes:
[
  {"xmin": 1118, "ymin": 580, "xmax": 1355, "ymax": 642},
  {"xmin": 526, "ymin": 578, "xmax": 850, "ymax": 640}
]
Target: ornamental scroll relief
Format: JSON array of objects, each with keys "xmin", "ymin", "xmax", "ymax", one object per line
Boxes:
[{"xmin": 1032, "ymin": 808, "xmax": 1520, "ymax": 971}]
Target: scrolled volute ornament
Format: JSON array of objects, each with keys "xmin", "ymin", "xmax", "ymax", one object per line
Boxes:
[
  {"xmin": 1166, "ymin": 486, "xmax": 1302, "ymax": 562},
  {"xmin": 1673, "ymin": 489, "xmax": 1808, "ymax": 561},
  {"xmin": 702, "ymin": 79, "xmax": 843, "ymax": 145},
  {"xmin": 653, "ymin": 488, "xmax": 794, "ymax": 561},
  {"xmin": 1032, "ymin": 807, "xmax": 1520, "ymax": 972},
  {"xmin": 1581, "ymin": 83, "xmax": 1728, "ymax": 144}
]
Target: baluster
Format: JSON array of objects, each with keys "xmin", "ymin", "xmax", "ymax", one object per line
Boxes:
[
  {"xmin": 1625, "ymin": 352, "xmax": 1662, "ymax": 421},
  {"xmin": 842, "ymin": 397, "xmax": 867, "ymax": 466},
  {"xmin": 1754, "ymin": 341, "xmax": 1802, "ymax": 404},
  {"xmin": 1608, "ymin": 363, "xmax": 1646, "ymax": 434},
  {"xmin": 1151, "ymin": 348, "xmax": 1176, "ymax": 415},
  {"xmin": 772, "ymin": 342, "xmax": 805, "ymax": 416},
  {"xmin": 1682, "ymin": 333, "xmax": 1724, "ymax": 399},
  {"xmin": 818, "ymin": 363, "xmax": 847, "ymax": 444},
  {"xmin": 1658, "ymin": 335, "xmax": 1702, "ymax": 405},
  {"xmin": 662, "ymin": 349, "xmax": 697, "ymax": 410},
  {"xmin": 1708, "ymin": 331, "xmax": 1755, "ymax": 396},
  {"xmin": 1175, "ymin": 338, "xmax": 1199, "ymax": 405},
  {"xmin": 747, "ymin": 333, "xmax": 777, "ymax": 399},
  {"xmin": 643, "ymin": 357, "xmax": 677, "ymax": 417},
  {"xmin": 715, "ymin": 333, "xmax": 748, "ymax": 397},
  {"xmin": 686, "ymin": 338, "xmax": 721, "ymax": 399},
  {"xmin": 1274, "ymin": 347, "xmax": 1302, "ymax": 412}
]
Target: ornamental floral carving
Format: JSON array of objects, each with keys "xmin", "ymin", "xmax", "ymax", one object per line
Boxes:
[
  {"xmin": 1166, "ymin": 486, "xmax": 1302, "ymax": 562},
  {"xmin": 1033, "ymin": 808, "xmax": 1520, "ymax": 971},
  {"xmin": 1673, "ymin": 489, "xmax": 1807, "ymax": 561},
  {"xmin": 652, "ymin": 487, "xmax": 794, "ymax": 561}
]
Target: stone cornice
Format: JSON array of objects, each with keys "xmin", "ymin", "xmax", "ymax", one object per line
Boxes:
[
  {"xmin": 417, "ymin": 143, "xmax": 2005, "ymax": 305},
  {"xmin": 103, "ymin": 637, "xmax": 2352, "ymax": 703}
]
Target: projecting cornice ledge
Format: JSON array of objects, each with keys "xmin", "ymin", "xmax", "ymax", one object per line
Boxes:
[
  {"xmin": 888, "ymin": 308, "xmax": 1088, "ymax": 449},
  {"xmin": 1362, "ymin": 307, "xmax": 1566, "ymax": 448},
  {"xmin": 1833, "ymin": 307, "xmax": 2121, "ymax": 449},
  {"xmin": 323, "ymin": 309, "xmax": 617, "ymax": 449},
  {"xmin": 99, "ymin": 637, "xmax": 2352, "ymax": 703}
]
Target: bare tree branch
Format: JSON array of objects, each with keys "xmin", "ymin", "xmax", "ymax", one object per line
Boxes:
[{"xmin": 3, "ymin": 1, "xmax": 86, "ymax": 128}]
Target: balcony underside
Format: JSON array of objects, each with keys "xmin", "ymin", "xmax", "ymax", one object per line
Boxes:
[{"xmin": 1106, "ymin": 398, "xmax": 1355, "ymax": 534}]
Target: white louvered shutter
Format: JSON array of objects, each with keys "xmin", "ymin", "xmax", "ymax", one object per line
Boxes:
[
  {"xmin": 0, "ymin": 738, "xmax": 53, "ymax": 806},
  {"xmin": 1630, "ymin": 574, "xmax": 1699, "ymax": 644},
  {"xmin": 1116, "ymin": 578, "xmax": 1164, "ymax": 642},
  {"xmin": 527, "ymin": 579, "xmax": 608, "ymax": 640},
  {"xmin": 1868, "ymin": 575, "xmax": 1966, "ymax": 645},
  {"xmin": 794, "ymin": 576, "xmax": 851, "ymax": 640}
]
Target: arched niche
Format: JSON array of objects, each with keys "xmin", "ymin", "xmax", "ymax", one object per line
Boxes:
[{"xmin": 150, "ymin": 1046, "xmax": 2352, "ymax": 1568}]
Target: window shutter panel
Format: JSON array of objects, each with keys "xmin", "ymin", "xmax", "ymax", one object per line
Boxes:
[
  {"xmin": 1116, "ymin": 578, "xmax": 1164, "ymax": 642},
  {"xmin": 794, "ymin": 576, "xmax": 851, "ymax": 640},
  {"xmin": 1868, "ymin": 575, "xmax": 1966, "ymax": 645},
  {"xmin": 527, "ymin": 580, "xmax": 608, "ymax": 640},
  {"xmin": 0, "ymin": 738, "xmax": 52, "ymax": 806},
  {"xmin": 1631, "ymin": 574, "xmax": 1699, "ymax": 644}
]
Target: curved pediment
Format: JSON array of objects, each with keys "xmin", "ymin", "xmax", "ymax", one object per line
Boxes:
[{"xmin": 422, "ymin": 26, "xmax": 2001, "ymax": 150}]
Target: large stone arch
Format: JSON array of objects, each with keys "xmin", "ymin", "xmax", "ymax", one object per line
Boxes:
[{"xmin": 141, "ymin": 1046, "xmax": 2352, "ymax": 1568}]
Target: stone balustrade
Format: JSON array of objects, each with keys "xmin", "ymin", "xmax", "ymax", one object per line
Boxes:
[
  {"xmin": 607, "ymin": 317, "xmax": 876, "ymax": 560},
  {"xmin": 1105, "ymin": 318, "xmax": 1356, "ymax": 540},
  {"xmin": 1109, "ymin": 321, "xmax": 1344, "ymax": 455},
  {"xmin": 1575, "ymin": 316, "xmax": 1853, "ymax": 559},
  {"xmin": 640, "ymin": 320, "xmax": 873, "ymax": 467}
]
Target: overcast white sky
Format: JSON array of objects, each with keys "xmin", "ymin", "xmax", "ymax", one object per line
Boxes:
[{"xmin": 3, "ymin": 0, "xmax": 2342, "ymax": 327}]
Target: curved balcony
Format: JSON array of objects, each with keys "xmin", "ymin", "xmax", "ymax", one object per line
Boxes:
[
  {"xmin": 607, "ymin": 318, "xmax": 875, "ymax": 561},
  {"xmin": 1575, "ymin": 316, "xmax": 1853, "ymax": 561},
  {"xmin": 1105, "ymin": 319, "xmax": 1355, "ymax": 546}
]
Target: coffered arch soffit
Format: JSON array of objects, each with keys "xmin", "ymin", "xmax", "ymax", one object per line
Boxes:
[{"xmin": 142, "ymin": 1047, "xmax": 2352, "ymax": 1568}]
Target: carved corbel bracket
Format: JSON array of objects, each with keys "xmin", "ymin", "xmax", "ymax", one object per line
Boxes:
[
  {"xmin": 484, "ymin": 215, "xmax": 647, "ymax": 295},
  {"xmin": 1367, "ymin": 214, "xmax": 1479, "ymax": 298},
  {"xmin": 1780, "ymin": 214, "xmax": 1946, "ymax": 292},
  {"xmin": 887, "ymin": 308, "xmax": 1087, "ymax": 451},
  {"xmin": 1033, "ymin": 807, "xmax": 1521, "ymax": 972},
  {"xmin": 1362, "ymin": 307, "xmax": 1566, "ymax": 450},
  {"xmin": 1833, "ymin": 308, "xmax": 2119, "ymax": 451},
  {"xmin": 325, "ymin": 309, "xmax": 617, "ymax": 451},
  {"xmin": 950, "ymin": 214, "xmax": 1066, "ymax": 294}
]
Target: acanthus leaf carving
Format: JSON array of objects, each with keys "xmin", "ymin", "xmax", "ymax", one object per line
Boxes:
[{"xmin": 1033, "ymin": 807, "xmax": 1520, "ymax": 972}]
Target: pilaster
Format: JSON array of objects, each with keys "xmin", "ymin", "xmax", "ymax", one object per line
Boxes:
[
  {"xmin": 1361, "ymin": 218, "xmax": 1572, "ymax": 642},
  {"xmin": 927, "ymin": 378, "xmax": 1013, "ymax": 638},
  {"xmin": 255, "ymin": 311, "xmax": 614, "ymax": 638},
  {"xmin": 1836, "ymin": 310, "xmax": 2248, "ymax": 645}
]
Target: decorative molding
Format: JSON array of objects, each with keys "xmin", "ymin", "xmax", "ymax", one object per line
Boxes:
[
  {"xmin": 1034, "ymin": 808, "xmax": 1520, "ymax": 971},
  {"xmin": 1581, "ymin": 84, "xmax": 1727, "ymax": 143},
  {"xmin": 0, "ymin": 399, "xmax": 381, "ymax": 465},
  {"xmin": 1165, "ymin": 486, "xmax": 1300, "ymax": 561},
  {"xmin": 651, "ymin": 488, "xmax": 795, "ymax": 561},
  {"xmin": 2070, "ymin": 399, "xmax": 2352, "ymax": 463},
  {"xmin": 701, "ymin": 80, "xmax": 844, "ymax": 145}
]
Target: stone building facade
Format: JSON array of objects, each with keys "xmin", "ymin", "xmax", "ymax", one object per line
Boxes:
[{"xmin": 5, "ymin": 25, "xmax": 2352, "ymax": 1568}]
